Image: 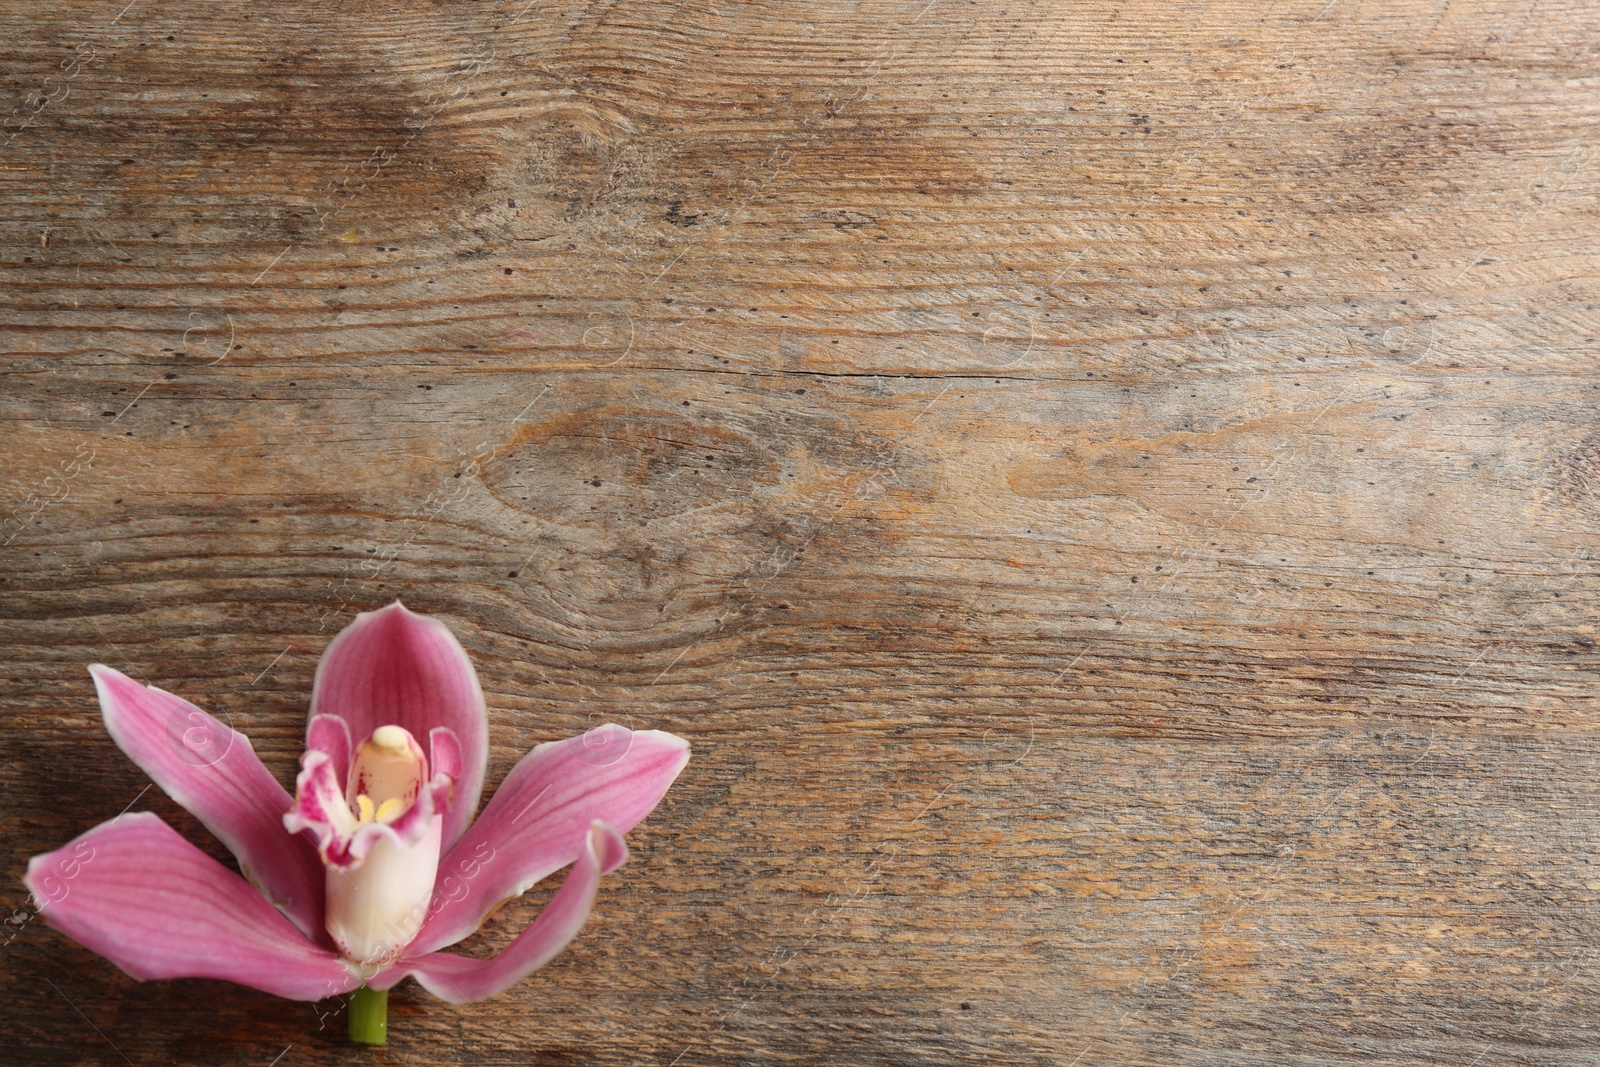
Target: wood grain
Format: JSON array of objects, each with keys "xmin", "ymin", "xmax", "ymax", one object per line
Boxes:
[{"xmin": 3, "ymin": 0, "xmax": 1598, "ymax": 1063}]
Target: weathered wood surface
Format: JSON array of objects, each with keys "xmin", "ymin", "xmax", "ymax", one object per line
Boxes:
[{"xmin": 3, "ymin": 0, "xmax": 1598, "ymax": 1063}]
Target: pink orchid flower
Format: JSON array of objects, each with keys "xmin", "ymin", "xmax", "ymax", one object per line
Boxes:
[{"xmin": 24, "ymin": 602, "xmax": 690, "ymax": 1034}]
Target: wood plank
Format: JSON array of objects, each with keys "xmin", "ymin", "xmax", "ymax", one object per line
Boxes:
[{"xmin": 3, "ymin": 0, "xmax": 1599, "ymax": 1063}]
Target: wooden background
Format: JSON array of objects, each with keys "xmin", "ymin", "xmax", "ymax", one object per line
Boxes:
[{"xmin": 3, "ymin": 0, "xmax": 1598, "ymax": 1063}]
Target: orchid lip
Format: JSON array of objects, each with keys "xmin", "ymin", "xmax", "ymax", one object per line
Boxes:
[
  {"xmin": 283, "ymin": 719, "xmax": 456, "ymax": 876},
  {"xmin": 299, "ymin": 722, "xmax": 444, "ymax": 965}
]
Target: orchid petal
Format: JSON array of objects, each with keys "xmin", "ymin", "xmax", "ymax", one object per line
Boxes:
[
  {"xmin": 305, "ymin": 714, "xmax": 351, "ymax": 779},
  {"xmin": 24, "ymin": 813, "xmax": 360, "ymax": 1001},
  {"xmin": 372, "ymin": 821, "xmax": 627, "ymax": 1003},
  {"xmin": 89, "ymin": 664, "xmax": 324, "ymax": 939},
  {"xmin": 310, "ymin": 603, "xmax": 486, "ymax": 848},
  {"xmin": 429, "ymin": 726, "xmax": 462, "ymax": 785},
  {"xmin": 406, "ymin": 727, "xmax": 688, "ymax": 955}
]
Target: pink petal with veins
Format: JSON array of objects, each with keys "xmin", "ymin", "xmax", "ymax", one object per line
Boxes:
[
  {"xmin": 25, "ymin": 813, "xmax": 359, "ymax": 1001},
  {"xmin": 407, "ymin": 726, "xmax": 688, "ymax": 955},
  {"xmin": 310, "ymin": 603, "xmax": 487, "ymax": 848},
  {"xmin": 372, "ymin": 821, "xmax": 627, "ymax": 1002},
  {"xmin": 90, "ymin": 664, "xmax": 325, "ymax": 939}
]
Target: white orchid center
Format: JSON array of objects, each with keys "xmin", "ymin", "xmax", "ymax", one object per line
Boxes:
[{"xmin": 324, "ymin": 723, "xmax": 442, "ymax": 967}]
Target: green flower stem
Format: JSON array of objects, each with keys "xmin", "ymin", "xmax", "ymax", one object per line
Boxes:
[{"xmin": 348, "ymin": 985, "xmax": 388, "ymax": 1046}]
